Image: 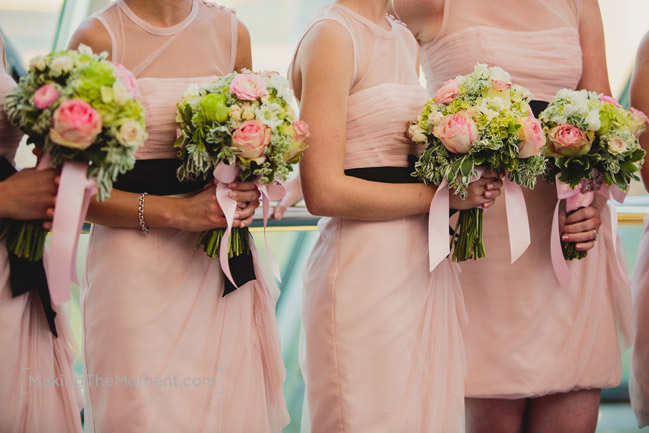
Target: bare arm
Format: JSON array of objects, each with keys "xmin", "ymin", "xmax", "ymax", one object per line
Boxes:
[
  {"xmin": 631, "ymin": 33, "xmax": 649, "ymax": 190},
  {"xmin": 67, "ymin": 20, "xmax": 259, "ymax": 230},
  {"xmin": 234, "ymin": 19, "xmax": 252, "ymax": 72},
  {"xmin": 294, "ymin": 21, "xmax": 498, "ymax": 221}
]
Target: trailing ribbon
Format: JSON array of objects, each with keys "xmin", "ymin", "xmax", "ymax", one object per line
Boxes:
[
  {"xmin": 45, "ymin": 160, "xmax": 97, "ymax": 305},
  {"xmin": 504, "ymin": 177, "xmax": 531, "ymax": 264},
  {"xmin": 428, "ymin": 170, "xmax": 532, "ymax": 271},
  {"xmin": 551, "ymin": 177, "xmax": 631, "ymax": 289},
  {"xmin": 212, "ymin": 162, "xmax": 285, "ymax": 289}
]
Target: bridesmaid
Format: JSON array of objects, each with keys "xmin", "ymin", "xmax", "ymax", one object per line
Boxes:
[
  {"xmin": 391, "ymin": 1, "xmax": 630, "ymax": 432},
  {"xmin": 629, "ymin": 31, "xmax": 649, "ymax": 428},
  {"xmin": 68, "ymin": 1, "xmax": 289, "ymax": 431},
  {"xmin": 290, "ymin": 0, "xmax": 503, "ymax": 431},
  {"xmin": 0, "ymin": 36, "xmax": 82, "ymax": 433}
]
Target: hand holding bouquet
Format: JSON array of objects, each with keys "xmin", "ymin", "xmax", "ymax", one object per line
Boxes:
[
  {"xmin": 410, "ymin": 64, "xmax": 546, "ymax": 265},
  {"xmin": 2, "ymin": 44, "xmax": 146, "ymax": 304},
  {"xmin": 540, "ymin": 89, "xmax": 647, "ymax": 262},
  {"xmin": 175, "ymin": 70, "xmax": 308, "ymax": 286}
]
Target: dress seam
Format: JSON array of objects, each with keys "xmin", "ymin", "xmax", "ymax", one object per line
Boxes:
[{"xmin": 332, "ymin": 217, "xmax": 346, "ymax": 432}]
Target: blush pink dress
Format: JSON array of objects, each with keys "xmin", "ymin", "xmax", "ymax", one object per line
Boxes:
[
  {"xmin": 0, "ymin": 39, "xmax": 83, "ymax": 433},
  {"xmin": 292, "ymin": 5, "xmax": 468, "ymax": 432},
  {"xmin": 81, "ymin": 2, "xmax": 289, "ymax": 432},
  {"xmin": 420, "ymin": 0, "xmax": 632, "ymax": 399},
  {"xmin": 631, "ymin": 216, "xmax": 649, "ymax": 427}
]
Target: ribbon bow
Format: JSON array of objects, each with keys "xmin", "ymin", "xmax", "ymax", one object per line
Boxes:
[
  {"xmin": 428, "ymin": 170, "xmax": 531, "ymax": 271},
  {"xmin": 551, "ymin": 176, "xmax": 631, "ymax": 289},
  {"xmin": 212, "ymin": 162, "xmax": 285, "ymax": 290}
]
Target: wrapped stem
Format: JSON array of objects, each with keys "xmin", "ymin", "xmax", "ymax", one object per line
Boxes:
[
  {"xmin": 451, "ymin": 208, "xmax": 486, "ymax": 262},
  {"xmin": 0, "ymin": 220, "xmax": 48, "ymax": 261},
  {"xmin": 196, "ymin": 227, "xmax": 251, "ymax": 259}
]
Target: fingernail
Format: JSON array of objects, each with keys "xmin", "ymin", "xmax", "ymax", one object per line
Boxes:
[
  {"xmin": 562, "ymin": 235, "xmax": 568, "ymax": 241},
  {"xmin": 234, "ymin": 213, "xmax": 240, "ymax": 218},
  {"xmin": 576, "ymin": 244, "xmax": 583, "ymax": 250},
  {"xmin": 229, "ymin": 192, "xmax": 237, "ymax": 198}
]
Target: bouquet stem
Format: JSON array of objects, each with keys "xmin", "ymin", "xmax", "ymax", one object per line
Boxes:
[
  {"xmin": 196, "ymin": 227, "xmax": 251, "ymax": 259},
  {"xmin": 0, "ymin": 220, "xmax": 48, "ymax": 261},
  {"xmin": 561, "ymin": 207, "xmax": 588, "ymax": 261},
  {"xmin": 451, "ymin": 208, "xmax": 486, "ymax": 262}
]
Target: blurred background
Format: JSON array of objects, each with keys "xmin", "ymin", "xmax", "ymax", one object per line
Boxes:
[{"xmin": 1, "ymin": 0, "xmax": 648, "ymax": 432}]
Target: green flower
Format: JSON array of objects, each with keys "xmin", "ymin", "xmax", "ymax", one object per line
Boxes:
[{"xmin": 199, "ymin": 93, "xmax": 229, "ymax": 123}]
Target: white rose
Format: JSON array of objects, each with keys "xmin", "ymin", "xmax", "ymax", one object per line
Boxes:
[
  {"xmin": 230, "ymin": 104, "xmax": 242, "ymax": 122},
  {"xmin": 428, "ymin": 110, "xmax": 444, "ymax": 126},
  {"xmin": 586, "ymin": 109, "xmax": 601, "ymax": 131},
  {"xmin": 113, "ymin": 81, "xmax": 133, "ymax": 105},
  {"xmin": 408, "ymin": 123, "xmax": 428, "ymax": 143},
  {"xmin": 241, "ymin": 103, "xmax": 256, "ymax": 120},
  {"xmin": 50, "ymin": 56, "xmax": 74, "ymax": 75},
  {"xmin": 29, "ymin": 55, "xmax": 47, "ymax": 71},
  {"xmin": 116, "ymin": 120, "xmax": 147, "ymax": 148},
  {"xmin": 607, "ymin": 136, "xmax": 628, "ymax": 154}
]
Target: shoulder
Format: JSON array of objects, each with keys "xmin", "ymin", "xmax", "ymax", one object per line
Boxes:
[
  {"xmin": 299, "ymin": 18, "xmax": 354, "ymax": 57},
  {"xmin": 637, "ymin": 33, "xmax": 649, "ymax": 63},
  {"xmin": 67, "ymin": 16, "xmax": 112, "ymax": 56},
  {"xmin": 198, "ymin": 1, "xmax": 236, "ymax": 19}
]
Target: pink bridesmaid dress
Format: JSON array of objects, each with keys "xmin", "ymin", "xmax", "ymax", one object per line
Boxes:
[
  {"xmin": 292, "ymin": 5, "xmax": 468, "ymax": 432},
  {"xmin": 81, "ymin": 1, "xmax": 288, "ymax": 432},
  {"xmin": 420, "ymin": 0, "xmax": 632, "ymax": 399},
  {"xmin": 631, "ymin": 218, "xmax": 649, "ymax": 426},
  {"xmin": 0, "ymin": 39, "xmax": 83, "ymax": 433}
]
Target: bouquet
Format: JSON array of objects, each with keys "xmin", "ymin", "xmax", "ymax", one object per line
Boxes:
[
  {"xmin": 175, "ymin": 70, "xmax": 308, "ymax": 267},
  {"xmin": 410, "ymin": 64, "xmax": 546, "ymax": 263},
  {"xmin": 2, "ymin": 44, "xmax": 146, "ymax": 304},
  {"xmin": 539, "ymin": 89, "xmax": 647, "ymax": 260}
]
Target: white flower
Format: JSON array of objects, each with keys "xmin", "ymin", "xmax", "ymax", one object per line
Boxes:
[
  {"xmin": 428, "ymin": 109, "xmax": 444, "ymax": 127},
  {"xmin": 77, "ymin": 44, "xmax": 94, "ymax": 56},
  {"xmin": 255, "ymin": 102, "xmax": 284, "ymax": 128},
  {"xmin": 115, "ymin": 120, "xmax": 147, "ymax": 148},
  {"xmin": 512, "ymin": 84, "xmax": 533, "ymax": 101},
  {"xmin": 29, "ymin": 55, "xmax": 48, "ymax": 71},
  {"xmin": 241, "ymin": 103, "xmax": 256, "ymax": 120},
  {"xmin": 489, "ymin": 66, "xmax": 511, "ymax": 84},
  {"xmin": 408, "ymin": 123, "xmax": 428, "ymax": 143},
  {"xmin": 269, "ymin": 74, "xmax": 293, "ymax": 102},
  {"xmin": 183, "ymin": 83, "xmax": 201, "ymax": 98},
  {"xmin": 230, "ymin": 104, "xmax": 242, "ymax": 122},
  {"xmin": 585, "ymin": 109, "xmax": 601, "ymax": 131},
  {"xmin": 473, "ymin": 63, "xmax": 490, "ymax": 78},
  {"xmin": 113, "ymin": 81, "xmax": 133, "ymax": 105},
  {"xmin": 50, "ymin": 55, "xmax": 74, "ymax": 75}
]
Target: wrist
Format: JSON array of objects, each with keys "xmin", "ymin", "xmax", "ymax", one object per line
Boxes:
[
  {"xmin": 0, "ymin": 180, "xmax": 13, "ymax": 219},
  {"xmin": 146, "ymin": 195, "xmax": 179, "ymax": 229}
]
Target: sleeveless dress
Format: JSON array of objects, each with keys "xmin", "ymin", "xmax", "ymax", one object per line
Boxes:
[
  {"xmin": 631, "ymin": 216, "xmax": 649, "ymax": 427},
  {"xmin": 292, "ymin": 5, "xmax": 468, "ymax": 432},
  {"xmin": 0, "ymin": 41, "xmax": 82, "ymax": 433},
  {"xmin": 82, "ymin": 2, "xmax": 289, "ymax": 432},
  {"xmin": 420, "ymin": 0, "xmax": 632, "ymax": 399}
]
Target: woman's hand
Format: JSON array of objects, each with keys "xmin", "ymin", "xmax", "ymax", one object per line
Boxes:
[
  {"xmin": 171, "ymin": 182, "xmax": 260, "ymax": 232},
  {"xmin": 0, "ymin": 168, "xmax": 59, "ymax": 221},
  {"xmin": 449, "ymin": 170, "xmax": 504, "ymax": 211},
  {"xmin": 559, "ymin": 197, "xmax": 603, "ymax": 252},
  {"xmin": 272, "ymin": 175, "xmax": 303, "ymax": 220}
]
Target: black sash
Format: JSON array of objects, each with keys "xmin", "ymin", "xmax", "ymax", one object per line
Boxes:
[
  {"xmin": 114, "ymin": 159, "xmax": 255, "ymax": 296},
  {"xmin": 0, "ymin": 157, "xmax": 57, "ymax": 337},
  {"xmin": 530, "ymin": 100, "xmax": 550, "ymax": 118},
  {"xmin": 344, "ymin": 156, "xmax": 457, "ymax": 233}
]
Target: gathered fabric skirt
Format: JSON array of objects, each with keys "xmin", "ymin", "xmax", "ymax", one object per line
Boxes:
[
  {"xmin": 460, "ymin": 180, "xmax": 632, "ymax": 398},
  {"xmin": 631, "ymin": 215, "xmax": 649, "ymax": 427},
  {"xmin": 0, "ymin": 240, "xmax": 83, "ymax": 433},
  {"xmin": 82, "ymin": 224, "xmax": 289, "ymax": 433},
  {"xmin": 300, "ymin": 214, "xmax": 468, "ymax": 433}
]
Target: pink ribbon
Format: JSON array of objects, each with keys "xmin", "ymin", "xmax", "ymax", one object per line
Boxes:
[
  {"xmin": 427, "ymin": 170, "xmax": 532, "ymax": 271},
  {"xmin": 45, "ymin": 160, "xmax": 97, "ymax": 305},
  {"xmin": 551, "ymin": 177, "xmax": 631, "ymax": 289},
  {"xmin": 212, "ymin": 162, "xmax": 285, "ymax": 288}
]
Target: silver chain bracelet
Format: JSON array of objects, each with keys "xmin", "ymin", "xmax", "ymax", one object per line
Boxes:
[{"xmin": 138, "ymin": 192, "xmax": 150, "ymax": 234}]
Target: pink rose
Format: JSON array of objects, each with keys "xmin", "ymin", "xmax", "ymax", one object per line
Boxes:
[
  {"xmin": 283, "ymin": 120, "xmax": 310, "ymax": 162},
  {"xmin": 548, "ymin": 124, "xmax": 592, "ymax": 156},
  {"xmin": 232, "ymin": 119, "xmax": 271, "ymax": 163},
  {"xmin": 600, "ymin": 95, "xmax": 621, "ymax": 107},
  {"xmin": 34, "ymin": 83, "xmax": 60, "ymax": 109},
  {"xmin": 259, "ymin": 70, "xmax": 280, "ymax": 79},
  {"xmin": 110, "ymin": 62, "xmax": 139, "ymax": 97},
  {"xmin": 49, "ymin": 99, "xmax": 103, "ymax": 150},
  {"xmin": 517, "ymin": 117, "xmax": 546, "ymax": 158},
  {"xmin": 434, "ymin": 79, "xmax": 460, "ymax": 105},
  {"xmin": 491, "ymin": 80, "xmax": 512, "ymax": 92},
  {"xmin": 433, "ymin": 110, "xmax": 479, "ymax": 154},
  {"xmin": 230, "ymin": 74, "xmax": 268, "ymax": 101},
  {"xmin": 629, "ymin": 107, "xmax": 649, "ymax": 137}
]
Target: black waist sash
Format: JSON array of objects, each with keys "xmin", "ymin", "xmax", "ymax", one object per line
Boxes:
[
  {"xmin": 114, "ymin": 159, "xmax": 254, "ymax": 296},
  {"xmin": 530, "ymin": 100, "xmax": 550, "ymax": 118},
  {"xmin": 0, "ymin": 157, "xmax": 57, "ymax": 336}
]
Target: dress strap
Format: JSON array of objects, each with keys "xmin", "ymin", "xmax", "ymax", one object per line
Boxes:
[
  {"xmin": 429, "ymin": 0, "xmax": 450, "ymax": 44},
  {"xmin": 229, "ymin": 9, "xmax": 238, "ymax": 72}
]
